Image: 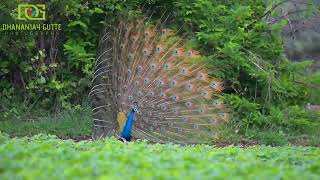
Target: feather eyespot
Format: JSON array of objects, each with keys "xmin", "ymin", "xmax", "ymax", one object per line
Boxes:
[
  {"xmin": 128, "ymin": 96, "xmax": 133, "ymax": 100},
  {"xmin": 171, "ymin": 95, "xmax": 179, "ymax": 101},
  {"xmin": 210, "ymin": 118, "xmax": 216, "ymax": 125},
  {"xmin": 137, "ymin": 91, "xmax": 143, "ymax": 96},
  {"xmin": 180, "ymin": 68, "xmax": 189, "ymax": 75},
  {"xmin": 149, "ymin": 91, "xmax": 155, "ymax": 96},
  {"xmin": 210, "ymin": 82, "xmax": 216, "ymax": 88},
  {"xmin": 164, "ymin": 64, "xmax": 170, "ymax": 70},
  {"xmin": 144, "ymin": 78, "xmax": 150, "ymax": 85},
  {"xmin": 186, "ymin": 84, "xmax": 193, "ymax": 91},
  {"xmin": 193, "ymin": 124, "xmax": 199, "ymax": 129},
  {"xmin": 198, "ymin": 108, "xmax": 207, "ymax": 114},
  {"xmin": 182, "ymin": 117, "xmax": 189, "ymax": 122},
  {"xmin": 185, "ymin": 101, "xmax": 193, "ymax": 108},
  {"xmin": 160, "ymin": 92, "xmax": 166, "ymax": 98},
  {"xmin": 123, "ymin": 85, "xmax": 128, "ymax": 90},
  {"xmin": 134, "ymin": 81, "xmax": 140, "ymax": 86},
  {"xmin": 143, "ymin": 50, "xmax": 149, "ymax": 55},
  {"xmin": 137, "ymin": 66, "xmax": 143, "ymax": 72},
  {"xmin": 187, "ymin": 50, "xmax": 192, "ymax": 56},
  {"xmin": 173, "ymin": 50, "xmax": 179, "ymax": 56},
  {"xmin": 201, "ymin": 91, "xmax": 208, "ymax": 97},
  {"xmin": 159, "ymin": 114, "xmax": 164, "ymax": 120},
  {"xmin": 172, "ymin": 108, "xmax": 179, "ymax": 114},
  {"xmin": 150, "ymin": 63, "xmax": 157, "ymax": 71},
  {"xmin": 161, "ymin": 105, "xmax": 167, "ymax": 111},
  {"xmin": 157, "ymin": 79, "xmax": 164, "ymax": 86},
  {"xmin": 171, "ymin": 80, "xmax": 177, "ymax": 86},
  {"xmin": 117, "ymin": 93, "xmax": 121, "ymax": 97},
  {"xmin": 156, "ymin": 47, "xmax": 161, "ymax": 52}
]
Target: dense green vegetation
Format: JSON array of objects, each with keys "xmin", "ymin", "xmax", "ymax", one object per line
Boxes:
[
  {"xmin": 0, "ymin": 0, "xmax": 319, "ymax": 145},
  {"xmin": 0, "ymin": 133, "xmax": 319, "ymax": 179}
]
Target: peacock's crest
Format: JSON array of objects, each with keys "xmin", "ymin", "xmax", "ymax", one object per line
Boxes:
[{"xmin": 90, "ymin": 12, "xmax": 230, "ymax": 144}]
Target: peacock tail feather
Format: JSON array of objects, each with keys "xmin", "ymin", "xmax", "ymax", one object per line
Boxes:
[{"xmin": 89, "ymin": 12, "xmax": 230, "ymax": 144}]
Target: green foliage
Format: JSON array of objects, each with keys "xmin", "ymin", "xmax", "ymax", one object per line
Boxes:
[
  {"xmin": 0, "ymin": 0, "xmax": 144, "ymax": 109},
  {"xmin": 0, "ymin": 134, "xmax": 320, "ymax": 179}
]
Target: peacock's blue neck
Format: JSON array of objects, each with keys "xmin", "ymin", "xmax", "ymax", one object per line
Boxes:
[{"xmin": 121, "ymin": 110, "xmax": 135, "ymax": 141}]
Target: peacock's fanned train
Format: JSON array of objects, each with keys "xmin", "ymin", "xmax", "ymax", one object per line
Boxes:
[{"xmin": 89, "ymin": 15, "xmax": 229, "ymax": 144}]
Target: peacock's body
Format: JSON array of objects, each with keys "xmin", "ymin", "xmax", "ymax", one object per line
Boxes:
[{"xmin": 89, "ymin": 14, "xmax": 229, "ymax": 144}]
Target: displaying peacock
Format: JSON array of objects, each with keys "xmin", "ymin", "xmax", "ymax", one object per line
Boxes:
[{"xmin": 89, "ymin": 12, "xmax": 229, "ymax": 144}]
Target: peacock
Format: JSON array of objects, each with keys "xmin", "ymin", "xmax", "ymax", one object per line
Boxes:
[{"xmin": 89, "ymin": 12, "xmax": 229, "ymax": 144}]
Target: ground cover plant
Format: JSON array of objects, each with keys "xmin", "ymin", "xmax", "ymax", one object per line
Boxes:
[{"xmin": 0, "ymin": 133, "xmax": 319, "ymax": 179}]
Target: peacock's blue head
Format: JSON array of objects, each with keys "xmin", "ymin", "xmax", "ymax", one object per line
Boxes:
[{"xmin": 132, "ymin": 102, "xmax": 141, "ymax": 115}]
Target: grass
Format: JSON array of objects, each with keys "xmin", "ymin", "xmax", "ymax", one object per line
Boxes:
[
  {"xmin": 0, "ymin": 107, "xmax": 92, "ymax": 138},
  {"xmin": 0, "ymin": 133, "xmax": 319, "ymax": 179}
]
